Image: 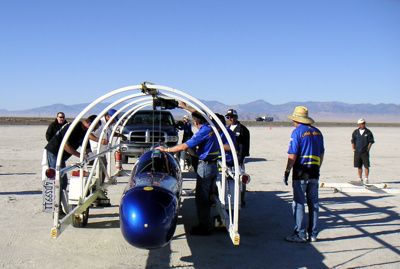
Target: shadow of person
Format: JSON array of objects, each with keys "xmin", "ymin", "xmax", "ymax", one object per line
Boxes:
[{"xmin": 179, "ymin": 190, "xmax": 328, "ymax": 268}]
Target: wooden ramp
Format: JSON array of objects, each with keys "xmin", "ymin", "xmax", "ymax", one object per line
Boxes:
[{"xmin": 320, "ymin": 181, "xmax": 400, "ymax": 194}]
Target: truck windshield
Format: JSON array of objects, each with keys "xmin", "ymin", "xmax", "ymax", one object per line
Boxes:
[{"xmin": 127, "ymin": 112, "xmax": 174, "ymax": 126}]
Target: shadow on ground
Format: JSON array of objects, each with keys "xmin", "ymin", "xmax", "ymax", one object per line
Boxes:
[{"xmin": 143, "ymin": 189, "xmax": 400, "ymax": 268}]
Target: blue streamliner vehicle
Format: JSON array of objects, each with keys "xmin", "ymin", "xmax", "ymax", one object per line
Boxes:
[{"xmin": 119, "ymin": 149, "xmax": 182, "ymax": 249}]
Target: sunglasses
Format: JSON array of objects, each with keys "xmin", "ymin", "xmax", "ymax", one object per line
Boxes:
[
  {"xmin": 226, "ymin": 116, "xmax": 236, "ymax": 119},
  {"xmin": 58, "ymin": 116, "xmax": 65, "ymax": 119}
]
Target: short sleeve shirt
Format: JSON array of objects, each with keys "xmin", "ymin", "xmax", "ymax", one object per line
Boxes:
[
  {"xmin": 220, "ymin": 127, "xmax": 236, "ymax": 164},
  {"xmin": 288, "ymin": 124, "xmax": 325, "ymax": 179},
  {"xmin": 90, "ymin": 116, "xmax": 114, "ymax": 152},
  {"xmin": 185, "ymin": 123, "xmax": 219, "ymax": 161},
  {"xmin": 45, "ymin": 122, "xmax": 88, "ymax": 161}
]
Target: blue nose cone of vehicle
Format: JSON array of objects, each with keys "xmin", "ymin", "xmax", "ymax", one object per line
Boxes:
[{"xmin": 119, "ymin": 186, "xmax": 179, "ymax": 249}]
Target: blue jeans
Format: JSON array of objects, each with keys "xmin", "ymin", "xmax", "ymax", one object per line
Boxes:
[
  {"xmin": 195, "ymin": 162, "xmax": 218, "ymax": 230},
  {"xmin": 47, "ymin": 150, "xmax": 68, "ymax": 190},
  {"xmin": 292, "ymin": 179, "xmax": 319, "ymax": 239}
]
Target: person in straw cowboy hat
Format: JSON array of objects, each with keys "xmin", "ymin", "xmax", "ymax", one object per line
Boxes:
[{"xmin": 283, "ymin": 106, "xmax": 325, "ymax": 243}]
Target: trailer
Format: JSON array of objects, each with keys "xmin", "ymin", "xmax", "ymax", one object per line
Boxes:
[{"xmin": 42, "ymin": 82, "xmax": 248, "ymax": 246}]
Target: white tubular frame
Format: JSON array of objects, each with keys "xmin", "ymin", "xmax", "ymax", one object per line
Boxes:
[{"xmin": 50, "ymin": 83, "xmax": 241, "ymax": 245}]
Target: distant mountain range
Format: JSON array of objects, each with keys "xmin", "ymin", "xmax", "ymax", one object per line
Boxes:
[{"xmin": 1, "ymin": 100, "xmax": 399, "ymax": 123}]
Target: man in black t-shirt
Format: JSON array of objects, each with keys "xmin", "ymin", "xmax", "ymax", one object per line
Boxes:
[{"xmin": 45, "ymin": 115, "xmax": 100, "ymax": 210}]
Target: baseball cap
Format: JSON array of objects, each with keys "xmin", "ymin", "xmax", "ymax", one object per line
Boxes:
[
  {"xmin": 357, "ymin": 118, "xmax": 365, "ymax": 124},
  {"xmin": 107, "ymin": 109, "xmax": 119, "ymax": 121},
  {"xmin": 225, "ymin": 109, "xmax": 238, "ymax": 117}
]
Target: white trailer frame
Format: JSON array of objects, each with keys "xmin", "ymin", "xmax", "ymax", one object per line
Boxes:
[{"xmin": 49, "ymin": 82, "xmax": 243, "ymax": 245}]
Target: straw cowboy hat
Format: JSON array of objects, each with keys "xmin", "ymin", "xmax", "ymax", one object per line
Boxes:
[{"xmin": 286, "ymin": 106, "xmax": 315, "ymax": 124}]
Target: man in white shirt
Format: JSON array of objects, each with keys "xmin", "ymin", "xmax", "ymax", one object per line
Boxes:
[{"xmin": 90, "ymin": 109, "xmax": 119, "ymax": 155}]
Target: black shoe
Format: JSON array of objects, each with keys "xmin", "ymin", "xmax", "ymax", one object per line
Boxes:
[{"xmin": 190, "ymin": 226, "xmax": 212, "ymax": 236}]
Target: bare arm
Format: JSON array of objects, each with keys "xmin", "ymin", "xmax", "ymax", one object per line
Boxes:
[
  {"xmin": 223, "ymin": 144, "xmax": 231, "ymax": 151},
  {"xmin": 64, "ymin": 142, "xmax": 81, "ymax": 158},
  {"xmin": 285, "ymin": 154, "xmax": 297, "ymax": 172},
  {"xmin": 156, "ymin": 143, "xmax": 189, "ymax": 153},
  {"xmin": 283, "ymin": 153, "xmax": 297, "ymax": 185},
  {"xmin": 367, "ymin": 143, "xmax": 372, "ymax": 152},
  {"xmin": 179, "ymin": 101, "xmax": 196, "ymax": 113},
  {"xmin": 89, "ymin": 134, "xmax": 107, "ymax": 145}
]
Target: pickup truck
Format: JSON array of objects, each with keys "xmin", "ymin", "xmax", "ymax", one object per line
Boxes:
[{"xmin": 119, "ymin": 110, "xmax": 180, "ymax": 163}]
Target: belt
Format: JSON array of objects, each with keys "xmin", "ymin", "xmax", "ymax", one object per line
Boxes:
[{"xmin": 199, "ymin": 159, "xmax": 217, "ymax": 164}]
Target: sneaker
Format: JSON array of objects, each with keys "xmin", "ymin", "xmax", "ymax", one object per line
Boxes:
[
  {"xmin": 285, "ymin": 234, "xmax": 307, "ymax": 243},
  {"xmin": 364, "ymin": 178, "xmax": 369, "ymax": 184},
  {"xmin": 309, "ymin": 236, "xmax": 317, "ymax": 242},
  {"xmin": 190, "ymin": 226, "xmax": 212, "ymax": 236}
]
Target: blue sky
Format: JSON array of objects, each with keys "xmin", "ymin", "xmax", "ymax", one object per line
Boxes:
[{"xmin": 1, "ymin": 0, "xmax": 399, "ymax": 111}]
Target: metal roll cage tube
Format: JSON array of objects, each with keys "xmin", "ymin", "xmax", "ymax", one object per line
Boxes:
[
  {"xmin": 85, "ymin": 96, "xmax": 153, "ymax": 178},
  {"xmin": 51, "ymin": 83, "xmax": 241, "ymax": 245}
]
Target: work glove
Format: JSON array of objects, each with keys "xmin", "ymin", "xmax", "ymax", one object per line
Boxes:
[{"xmin": 283, "ymin": 170, "xmax": 290, "ymax": 186}]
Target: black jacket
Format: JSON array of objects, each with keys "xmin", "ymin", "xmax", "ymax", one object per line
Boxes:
[
  {"xmin": 228, "ymin": 121, "xmax": 250, "ymax": 164},
  {"xmin": 46, "ymin": 119, "xmax": 68, "ymax": 141},
  {"xmin": 351, "ymin": 127, "xmax": 374, "ymax": 153}
]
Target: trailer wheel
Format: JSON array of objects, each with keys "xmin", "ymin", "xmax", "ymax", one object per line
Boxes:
[{"xmin": 72, "ymin": 208, "xmax": 89, "ymax": 228}]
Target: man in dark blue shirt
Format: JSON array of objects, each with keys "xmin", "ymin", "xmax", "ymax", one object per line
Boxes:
[
  {"xmin": 156, "ymin": 111, "xmax": 219, "ymax": 235},
  {"xmin": 283, "ymin": 106, "xmax": 325, "ymax": 243},
  {"xmin": 351, "ymin": 119, "xmax": 374, "ymax": 184}
]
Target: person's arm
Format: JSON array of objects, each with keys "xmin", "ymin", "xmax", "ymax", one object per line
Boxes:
[
  {"xmin": 367, "ymin": 143, "xmax": 372, "ymax": 152},
  {"xmin": 351, "ymin": 131, "xmax": 356, "ymax": 152},
  {"xmin": 367, "ymin": 130, "xmax": 374, "ymax": 151},
  {"xmin": 285, "ymin": 154, "xmax": 297, "ymax": 172},
  {"xmin": 179, "ymin": 101, "xmax": 196, "ymax": 113},
  {"xmin": 319, "ymin": 153, "xmax": 324, "ymax": 166},
  {"xmin": 238, "ymin": 126, "xmax": 250, "ymax": 165},
  {"xmin": 45, "ymin": 124, "xmax": 53, "ymax": 141},
  {"xmin": 89, "ymin": 133, "xmax": 108, "ymax": 145},
  {"xmin": 283, "ymin": 154, "xmax": 297, "ymax": 185},
  {"xmin": 64, "ymin": 142, "xmax": 82, "ymax": 158},
  {"xmin": 156, "ymin": 143, "xmax": 189, "ymax": 153}
]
